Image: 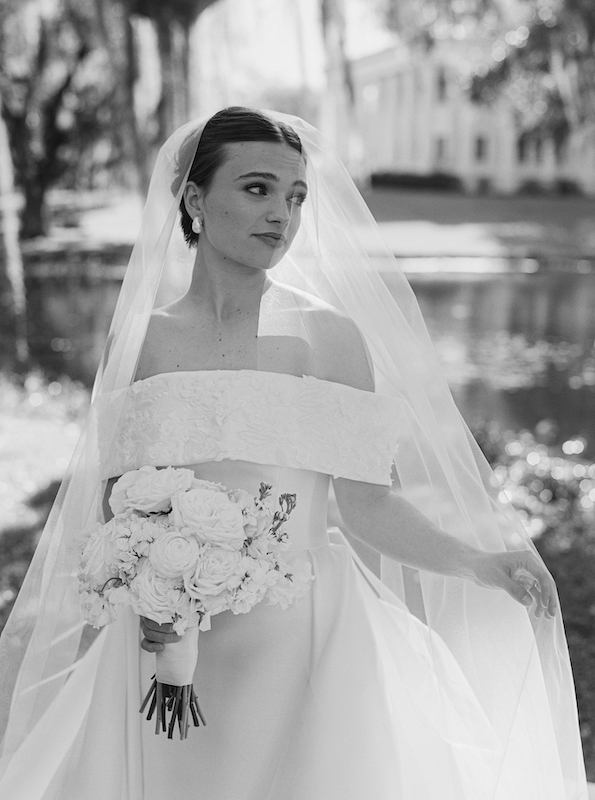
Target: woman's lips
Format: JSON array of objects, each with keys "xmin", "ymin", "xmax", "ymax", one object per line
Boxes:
[{"xmin": 253, "ymin": 233, "xmax": 286, "ymax": 248}]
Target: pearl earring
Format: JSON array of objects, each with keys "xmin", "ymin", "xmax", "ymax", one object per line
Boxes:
[{"xmin": 192, "ymin": 216, "xmax": 202, "ymax": 234}]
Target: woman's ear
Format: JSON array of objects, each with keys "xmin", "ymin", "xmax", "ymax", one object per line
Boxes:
[{"xmin": 182, "ymin": 181, "xmax": 204, "ymax": 220}]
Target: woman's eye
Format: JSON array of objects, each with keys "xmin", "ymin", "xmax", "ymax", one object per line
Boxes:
[
  {"xmin": 289, "ymin": 193, "xmax": 307, "ymax": 206},
  {"xmin": 246, "ymin": 184, "xmax": 267, "ymax": 196}
]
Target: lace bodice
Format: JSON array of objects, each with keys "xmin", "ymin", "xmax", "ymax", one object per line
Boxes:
[{"xmin": 95, "ymin": 370, "xmax": 403, "ymax": 484}]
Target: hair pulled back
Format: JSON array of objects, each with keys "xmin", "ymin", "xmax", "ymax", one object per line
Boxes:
[{"xmin": 177, "ymin": 106, "xmax": 303, "ymax": 248}]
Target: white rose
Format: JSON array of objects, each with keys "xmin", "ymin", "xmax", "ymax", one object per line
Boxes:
[
  {"xmin": 129, "ymin": 561, "xmax": 184, "ymax": 624},
  {"xmin": 148, "ymin": 530, "xmax": 200, "ymax": 579},
  {"xmin": 191, "ymin": 478, "xmax": 226, "ymax": 493},
  {"xmin": 172, "ymin": 488, "xmax": 245, "ymax": 550},
  {"xmin": 184, "ymin": 546, "xmax": 242, "ymax": 600},
  {"xmin": 79, "ymin": 521, "xmax": 120, "ymax": 586},
  {"xmin": 109, "ymin": 465, "xmax": 195, "ymax": 515}
]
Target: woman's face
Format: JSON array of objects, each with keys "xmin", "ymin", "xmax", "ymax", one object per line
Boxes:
[{"xmin": 190, "ymin": 140, "xmax": 308, "ymax": 271}]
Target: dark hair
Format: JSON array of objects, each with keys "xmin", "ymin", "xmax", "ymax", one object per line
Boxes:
[{"xmin": 177, "ymin": 106, "xmax": 304, "ymax": 248}]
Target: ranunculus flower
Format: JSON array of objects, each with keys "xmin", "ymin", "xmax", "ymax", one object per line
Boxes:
[
  {"xmin": 172, "ymin": 488, "xmax": 245, "ymax": 550},
  {"xmin": 184, "ymin": 546, "xmax": 242, "ymax": 599},
  {"xmin": 130, "ymin": 561, "xmax": 184, "ymax": 624},
  {"xmin": 109, "ymin": 465, "xmax": 195, "ymax": 515},
  {"xmin": 148, "ymin": 530, "xmax": 200, "ymax": 579}
]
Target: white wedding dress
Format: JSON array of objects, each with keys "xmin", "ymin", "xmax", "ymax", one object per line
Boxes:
[{"xmin": 0, "ymin": 369, "xmax": 579, "ymax": 799}]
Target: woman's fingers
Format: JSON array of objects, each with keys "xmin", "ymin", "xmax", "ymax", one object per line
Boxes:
[
  {"xmin": 140, "ymin": 637, "xmax": 164, "ymax": 653},
  {"xmin": 500, "ymin": 570, "xmax": 533, "ymax": 607},
  {"xmin": 140, "ymin": 616, "xmax": 182, "ymax": 645},
  {"xmin": 510, "ymin": 558, "xmax": 557, "ymax": 618},
  {"xmin": 473, "ymin": 551, "xmax": 557, "ymax": 618}
]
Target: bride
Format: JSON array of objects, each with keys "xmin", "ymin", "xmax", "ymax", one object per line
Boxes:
[{"xmin": 0, "ymin": 107, "xmax": 587, "ymax": 799}]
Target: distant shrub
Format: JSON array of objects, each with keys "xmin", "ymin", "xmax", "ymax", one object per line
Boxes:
[
  {"xmin": 472, "ymin": 419, "xmax": 595, "ymax": 779},
  {"xmin": 370, "ymin": 171, "xmax": 463, "ymax": 192},
  {"xmin": 475, "ymin": 177, "xmax": 492, "ymax": 195},
  {"xmin": 554, "ymin": 178, "xmax": 583, "ymax": 196},
  {"xmin": 516, "ymin": 178, "xmax": 547, "ymax": 195}
]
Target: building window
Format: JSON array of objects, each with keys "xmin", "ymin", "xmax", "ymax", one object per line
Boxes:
[
  {"xmin": 436, "ymin": 67, "xmax": 447, "ymax": 103},
  {"xmin": 475, "ymin": 136, "xmax": 488, "ymax": 163},
  {"xmin": 535, "ymin": 138, "xmax": 543, "ymax": 164},
  {"xmin": 517, "ymin": 136, "xmax": 527, "ymax": 163}
]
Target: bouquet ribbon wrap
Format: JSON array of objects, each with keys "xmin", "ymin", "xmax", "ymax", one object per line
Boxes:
[{"xmin": 156, "ymin": 619, "xmax": 199, "ymax": 686}]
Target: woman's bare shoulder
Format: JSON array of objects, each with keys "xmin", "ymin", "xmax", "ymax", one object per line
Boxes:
[
  {"xmin": 273, "ymin": 283, "xmax": 374, "ymax": 391},
  {"xmin": 134, "ymin": 306, "xmax": 183, "ymax": 381}
]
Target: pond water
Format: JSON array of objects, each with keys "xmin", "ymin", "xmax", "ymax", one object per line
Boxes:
[
  {"xmin": 384, "ymin": 263, "xmax": 595, "ymax": 459},
  {"xmin": 28, "ymin": 252, "xmax": 595, "ymax": 460}
]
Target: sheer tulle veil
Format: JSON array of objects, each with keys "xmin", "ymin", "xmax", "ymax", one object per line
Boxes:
[{"xmin": 0, "ymin": 109, "xmax": 587, "ymax": 797}]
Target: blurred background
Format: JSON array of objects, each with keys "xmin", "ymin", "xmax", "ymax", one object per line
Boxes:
[{"xmin": 1, "ymin": 0, "xmax": 595, "ymax": 778}]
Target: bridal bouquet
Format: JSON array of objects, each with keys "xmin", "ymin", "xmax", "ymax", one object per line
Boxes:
[{"xmin": 78, "ymin": 465, "xmax": 312, "ymax": 739}]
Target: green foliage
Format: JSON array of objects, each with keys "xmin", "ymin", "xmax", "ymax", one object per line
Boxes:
[
  {"xmin": 470, "ymin": 1, "xmax": 595, "ymax": 140},
  {"xmin": 0, "ymin": 0, "xmax": 131, "ymax": 237},
  {"xmin": 0, "ymin": 371, "xmax": 88, "ymax": 631},
  {"xmin": 473, "ymin": 419, "xmax": 595, "ymax": 777},
  {"xmin": 381, "ymin": 0, "xmax": 505, "ymax": 45},
  {"xmin": 128, "ymin": 0, "xmax": 217, "ymax": 26}
]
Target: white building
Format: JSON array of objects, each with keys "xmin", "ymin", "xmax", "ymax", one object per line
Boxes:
[{"xmin": 325, "ymin": 36, "xmax": 595, "ymax": 195}]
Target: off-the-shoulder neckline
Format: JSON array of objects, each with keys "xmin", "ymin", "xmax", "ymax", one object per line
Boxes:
[{"xmin": 130, "ymin": 368, "xmax": 376, "ymax": 395}]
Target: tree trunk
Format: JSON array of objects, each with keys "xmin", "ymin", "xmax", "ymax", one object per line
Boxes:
[
  {"xmin": 319, "ymin": 0, "xmax": 359, "ymax": 171},
  {"xmin": 19, "ymin": 176, "xmax": 47, "ymax": 241},
  {"xmin": 155, "ymin": 18, "xmax": 191, "ymax": 140},
  {"xmin": 125, "ymin": 14, "xmax": 151, "ymax": 196},
  {"xmin": 0, "ymin": 97, "xmax": 28, "ymax": 368}
]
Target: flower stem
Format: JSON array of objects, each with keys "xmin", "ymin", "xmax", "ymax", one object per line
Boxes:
[{"xmin": 139, "ymin": 678, "xmax": 206, "ymax": 740}]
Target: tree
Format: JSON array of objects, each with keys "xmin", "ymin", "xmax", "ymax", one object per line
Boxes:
[
  {"xmin": 127, "ymin": 0, "xmax": 220, "ymax": 142},
  {"xmin": 470, "ymin": 1, "xmax": 595, "ymax": 145},
  {"xmin": 382, "ymin": 0, "xmax": 504, "ymax": 47},
  {"xmin": 0, "ymin": 87, "xmax": 27, "ymax": 368},
  {"xmin": 318, "ymin": 0, "xmax": 358, "ymax": 165},
  {"xmin": 381, "ymin": 0, "xmax": 595, "ymax": 152},
  {"xmin": 0, "ymin": 0, "xmax": 130, "ymax": 239}
]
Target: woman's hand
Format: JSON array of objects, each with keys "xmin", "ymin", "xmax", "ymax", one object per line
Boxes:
[
  {"xmin": 466, "ymin": 549, "xmax": 558, "ymax": 618},
  {"xmin": 140, "ymin": 617, "xmax": 182, "ymax": 653}
]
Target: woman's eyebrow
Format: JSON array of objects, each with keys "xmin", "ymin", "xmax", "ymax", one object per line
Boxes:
[{"xmin": 235, "ymin": 171, "xmax": 308, "ymax": 191}]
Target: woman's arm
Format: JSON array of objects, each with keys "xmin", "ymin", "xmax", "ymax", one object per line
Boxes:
[{"xmin": 333, "ymin": 477, "xmax": 558, "ymax": 618}]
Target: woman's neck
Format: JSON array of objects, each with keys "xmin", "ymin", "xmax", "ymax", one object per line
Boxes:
[{"xmin": 184, "ymin": 250, "xmax": 270, "ymax": 324}]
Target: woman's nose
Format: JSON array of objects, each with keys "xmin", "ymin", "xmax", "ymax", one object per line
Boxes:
[{"xmin": 266, "ymin": 196, "xmax": 292, "ymax": 225}]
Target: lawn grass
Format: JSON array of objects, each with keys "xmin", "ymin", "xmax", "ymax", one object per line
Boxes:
[{"xmin": 362, "ymin": 187, "xmax": 595, "ymax": 258}]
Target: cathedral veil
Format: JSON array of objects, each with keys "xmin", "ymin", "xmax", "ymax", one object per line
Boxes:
[{"xmin": 0, "ymin": 110, "xmax": 587, "ymax": 798}]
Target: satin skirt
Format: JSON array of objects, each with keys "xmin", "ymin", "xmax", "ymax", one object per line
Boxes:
[{"xmin": 43, "ymin": 531, "xmax": 493, "ymax": 800}]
